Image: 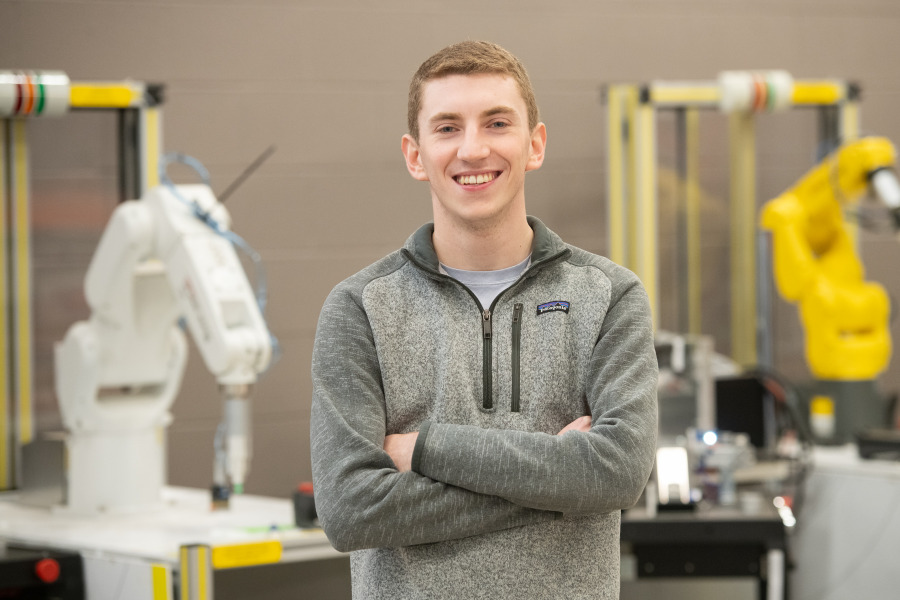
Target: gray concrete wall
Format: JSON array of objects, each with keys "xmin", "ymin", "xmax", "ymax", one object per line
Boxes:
[{"xmin": 3, "ymin": 0, "xmax": 900, "ymax": 499}]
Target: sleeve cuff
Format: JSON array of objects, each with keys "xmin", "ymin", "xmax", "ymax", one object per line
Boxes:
[{"xmin": 411, "ymin": 420, "xmax": 432, "ymax": 473}]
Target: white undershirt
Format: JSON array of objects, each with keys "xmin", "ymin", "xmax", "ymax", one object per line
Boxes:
[{"xmin": 439, "ymin": 255, "xmax": 531, "ymax": 309}]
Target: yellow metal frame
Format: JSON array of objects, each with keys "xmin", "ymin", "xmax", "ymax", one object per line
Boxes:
[
  {"xmin": 605, "ymin": 77, "xmax": 860, "ymax": 367},
  {"xmin": 645, "ymin": 80, "xmax": 847, "ymax": 108},
  {"xmin": 0, "ymin": 75, "xmax": 162, "ymax": 490},
  {"xmin": 649, "ymin": 82, "xmax": 720, "ymax": 107},
  {"xmin": 10, "ymin": 120, "xmax": 34, "ymax": 448},
  {"xmin": 0, "ymin": 121, "xmax": 9, "ymax": 489},
  {"xmin": 69, "ymin": 80, "xmax": 162, "ymax": 197},
  {"xmin": 635, "ymin": 97, "xmax": 659, "ymax": 331},
  {"xmin": 792, "ymin": 81, "xmax": 846, "ymax": 106},
  {"xmin": 684, "ymin": 108, "xmax": 702, "ymax": 335},
  {"xmin": 1, "ymin": 118, "xmax": 36, "ymax": 489},
  {"xmin": 144, "ymin": 107, "xmax": 162, "ymax": 190},
  {"xmin": 606, "ymin": 85, "xmax": 659, "ymax": 330},
  {"xmin": 70, "ymin": 82, "xmax": 146, "ymax": 109},
  {"xmin": 729, "ymin": 112, "xmax": 758, "ymax": 366},
  {"xmin": 606, "ymin": 86, "xmax": 626, "ymax": 266}
]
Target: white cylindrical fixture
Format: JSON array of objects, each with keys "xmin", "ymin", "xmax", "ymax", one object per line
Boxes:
[
  {"xmin": 719, "ymin": 70, "xmax": 794, "ymax": 113},
  {"xmin": 0, "ymin": 70, "xmax": 70, "ymax": 118}
]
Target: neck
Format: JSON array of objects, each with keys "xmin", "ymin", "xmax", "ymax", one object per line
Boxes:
[{"xmin": 432, "ymin": 210, "xmax": 533, "ymax": 271}]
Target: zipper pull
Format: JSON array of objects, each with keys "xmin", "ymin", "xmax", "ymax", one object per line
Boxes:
[
  {"xmin": 513, "ymin": 303, "xmax": 523, "ymax": 322},
  {"xmin": 482, "ymin": 309, "xmax": 492, "ymax": 339}
]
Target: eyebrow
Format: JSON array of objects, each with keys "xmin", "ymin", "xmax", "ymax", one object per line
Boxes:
[
  {"xmin": 427, "ymin": 105, "xmax": 519, "ymax": 125},
  {"xmin": 482, "ymin": 106, "xmax": 517, "ymax": 119}
]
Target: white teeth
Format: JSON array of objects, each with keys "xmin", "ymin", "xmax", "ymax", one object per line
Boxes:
[{"xmin": 457, "ymin": 173, "xmax": 495, "ymax": 185}]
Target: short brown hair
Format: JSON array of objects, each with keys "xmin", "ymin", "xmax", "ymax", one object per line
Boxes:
[{"xmin": 407, "ymin": 40, "xmax": 540, "ymax": 141}]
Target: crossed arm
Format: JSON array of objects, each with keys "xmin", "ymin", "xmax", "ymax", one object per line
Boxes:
[
  {"xmin": 311, "ymin": 276, "xmax": 657, "ymax": 552},
  {"xmin": 384, "ymin": 416, "xmax": 593, "ymax": 471},
  {"xmin": 311, "ymin": 291, "xmax": 567, "ymax": 552}
]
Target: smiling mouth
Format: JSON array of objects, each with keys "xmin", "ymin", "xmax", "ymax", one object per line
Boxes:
[{"xmin": 455, "ymin": 172, "xmax": 498, "ymax": 186}]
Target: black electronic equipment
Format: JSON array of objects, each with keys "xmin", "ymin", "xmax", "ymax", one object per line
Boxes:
[
  {"xmin": 0, "ymin": 545, "xmax": 85, "ymax": 599},
  {"xmin": 715, "ymin": 376, "xmax": 774, "ymax": 449}
]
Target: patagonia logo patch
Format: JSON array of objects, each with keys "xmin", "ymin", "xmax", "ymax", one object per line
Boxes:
[{"xmin": 536, "ymin": 301, "xmax": 570, "ymax": 316}]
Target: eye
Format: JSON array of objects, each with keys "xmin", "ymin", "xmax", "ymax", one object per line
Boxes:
[
  {"xmin": 489, "ymin": 121, "xmax": 509, "ymax": 129},
  {"xmin": 437, "ymin": 125, "xmax": 457, "ymax": 133}
]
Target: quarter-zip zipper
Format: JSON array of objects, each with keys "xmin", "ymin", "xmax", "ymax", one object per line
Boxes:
[
  {"xmin": 401, "ymin": 247, "xmax": 571, "ymax": 412},
  {"xmin": 482, "ymin": 309, "xmax": 493, "ymax": 410},
  {"xmin": 511, "ymin": 303, "xmax": 523, "ymax": 412}
]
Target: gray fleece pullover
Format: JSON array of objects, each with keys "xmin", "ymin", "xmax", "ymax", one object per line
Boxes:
[{"xmin": 311, "ymin": 218, "xmax": 658, "ymax": 599}]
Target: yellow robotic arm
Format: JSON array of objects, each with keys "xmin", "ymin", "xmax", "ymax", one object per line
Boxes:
[{"xmin": 760, "ymin": 137, "xmax": 898, "ymax": 380}]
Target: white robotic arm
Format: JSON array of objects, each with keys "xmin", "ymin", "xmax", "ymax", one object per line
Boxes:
[
  {"xmin": 54, "ymin": 183, "xmax": 272, "ymax": 515},
  {"xmin": 146, "ymin": 184, "xmax": 271, "ymax": 383}
]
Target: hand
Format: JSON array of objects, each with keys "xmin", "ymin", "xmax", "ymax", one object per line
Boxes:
[
  {"xmin": 383, "ymin": 431, "xmax": 419, "ymax": 472},
  {"xmin": 557, "ymin": 415, "xmax": 592, "ymax": 435}
]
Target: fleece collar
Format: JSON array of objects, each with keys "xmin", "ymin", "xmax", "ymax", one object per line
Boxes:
[{"xmin": 402, "ymin": 217, "xmax": 570, "ymax": 275}]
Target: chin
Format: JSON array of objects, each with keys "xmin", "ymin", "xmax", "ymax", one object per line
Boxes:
[{"xmin": 454, "ymin": 209, "xmax": 511, "ymax": 230}]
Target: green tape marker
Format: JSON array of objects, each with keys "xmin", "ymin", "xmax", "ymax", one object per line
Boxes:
[{"xmin": 36, "ymin": 81, "xmax": 46, "ymax": 115}]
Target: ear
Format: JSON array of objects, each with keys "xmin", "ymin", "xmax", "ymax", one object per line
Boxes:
[
  {"xmin": 401, "ymin": 134, "xmax": 429, "ymax": 181},
  {"xmin": 525, "ymin": 122, "xmax": 547, "ymax": 172}
]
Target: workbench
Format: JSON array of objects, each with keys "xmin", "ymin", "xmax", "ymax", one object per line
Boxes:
[
  {"xmin": 621, "ymin": 503, "xmax": 788, "ymax": 600},
  {"xmin": 0, "ymin": 486, "xmax": 347, "ymax": 599}
]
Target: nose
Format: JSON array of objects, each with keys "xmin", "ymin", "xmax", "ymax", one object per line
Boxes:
[{"xmin": 457, "ymin": 128, "xmax": 490, "ymax": 162}]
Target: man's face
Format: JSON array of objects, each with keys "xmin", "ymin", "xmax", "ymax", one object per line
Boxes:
[{"xmin": 401, "ymin": 73, "xmax": 546, "ymax": 231}]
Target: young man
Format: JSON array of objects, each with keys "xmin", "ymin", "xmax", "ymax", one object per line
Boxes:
[{"xmin": 311, "ymin": 41, "xmax": 658, "ymax": 599}]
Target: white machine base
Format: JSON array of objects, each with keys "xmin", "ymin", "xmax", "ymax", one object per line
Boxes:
[
  {"xmin": 61, "ymin": 427, "xmax": 166, "ymax": 516},
  {"xmin": 790, "ymin": 445, "xmax": 900, "ymax": 600}
]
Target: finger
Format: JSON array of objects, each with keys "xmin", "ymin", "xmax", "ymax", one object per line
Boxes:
[{"xmin": 558, "ymin": 415, "xmax": 592, "ymax": 435}]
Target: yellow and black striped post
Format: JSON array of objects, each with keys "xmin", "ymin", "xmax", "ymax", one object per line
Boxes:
[{"xmin": 179, "ymin": 544, "xmax": 213, "ymax": 600}]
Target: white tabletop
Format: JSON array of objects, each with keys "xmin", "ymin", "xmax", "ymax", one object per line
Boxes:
[
  {"xmin": 0, "ymin": 486, "xmax": 343, "ymax": 565},
  {"xmin": 812, "ymin": 444, "xmax": 900, "ymax": 479}
]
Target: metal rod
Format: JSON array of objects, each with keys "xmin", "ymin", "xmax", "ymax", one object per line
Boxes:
[{"xmin": 218, "ymin": 144, "xmax": 277, "ymax": 204}]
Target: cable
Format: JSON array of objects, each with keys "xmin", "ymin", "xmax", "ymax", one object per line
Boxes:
[
  {"xmin": 159, "ymin": 151, "xmax": 211, "ymax": 186},
  {"xmin": 744, "ymin": 367, "xmax": 811, "ymax": 445},
  {"xmin": 744, "ymin": 366, "xmax": 815, "ymax": 516}
]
